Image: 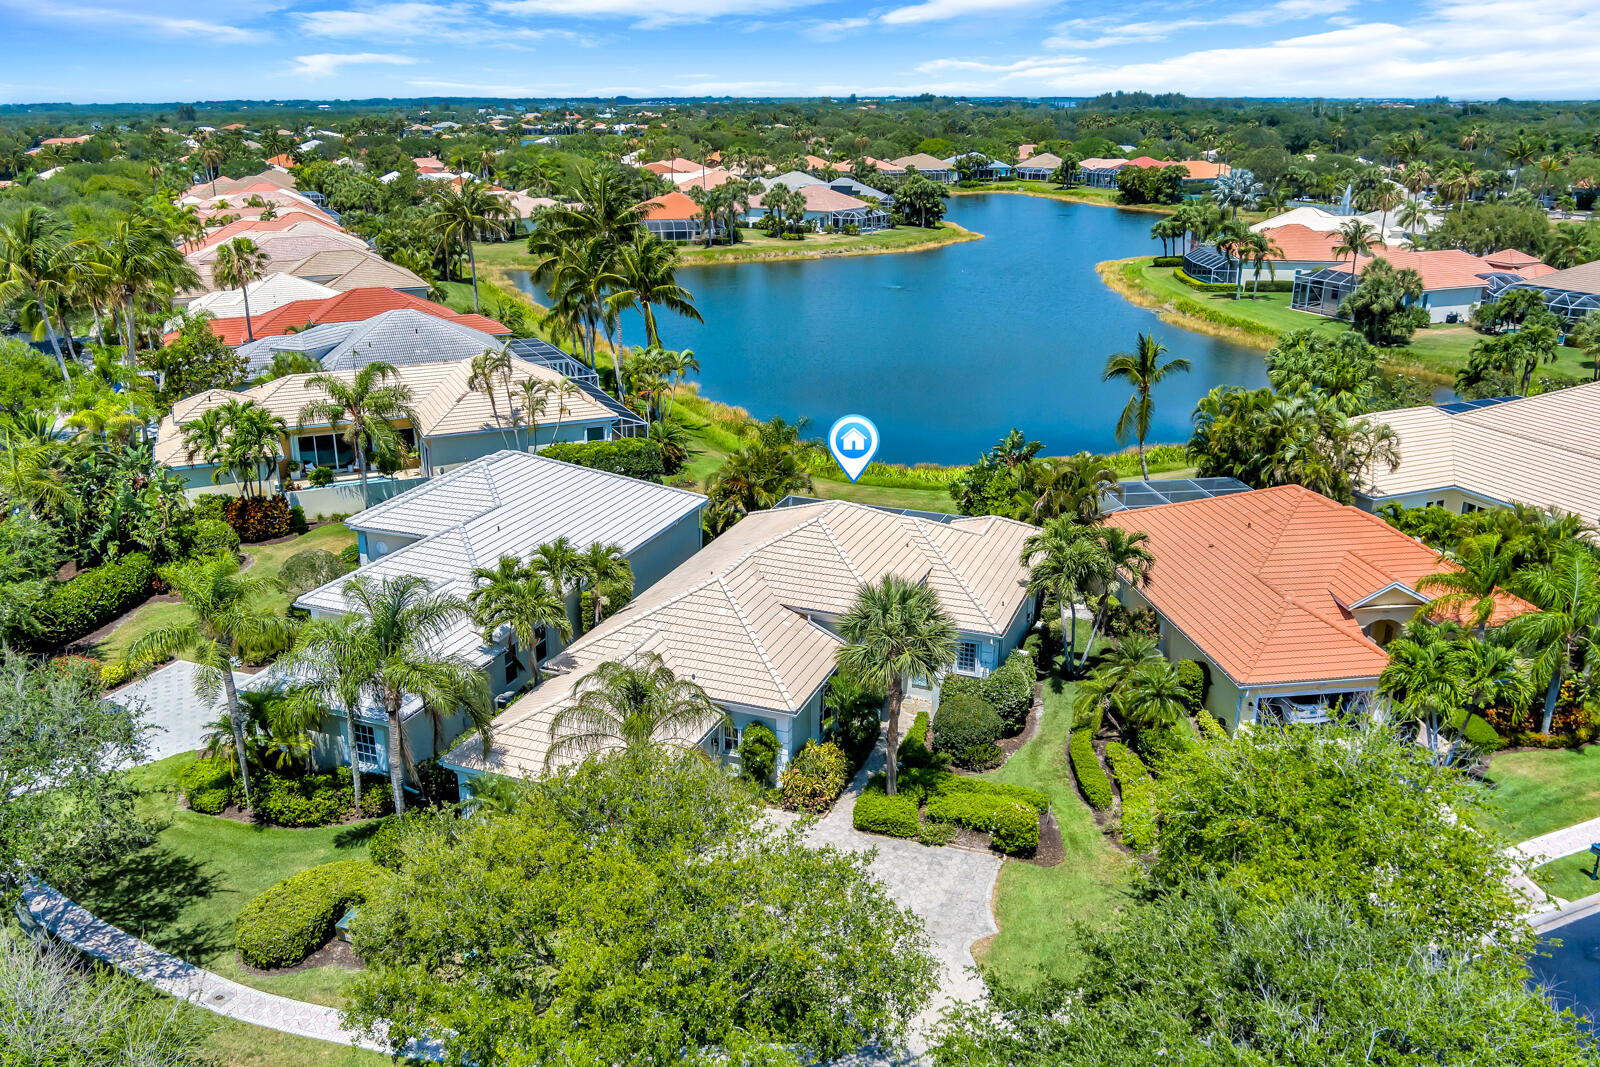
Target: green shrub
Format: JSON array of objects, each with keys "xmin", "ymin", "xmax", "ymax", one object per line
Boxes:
[
  {"xmin": 852, "ymin": 787, "xmax": 920, "ymax": 838},
  {"xmin": 1071, "ymin": 728, "xmax": 1113, "ymax": 811},
  {"xmin": 1106, "ymin": 742, "xmax": 1157, "ymax": 852},
  {"xmin": 368, "ymin": 810, "xmax": 433, "ymax": 870},
  {"xmin": 192, "ymin": 494, "xmax": 227, "ymax": 521},
  {"xmin": 933, "ymin": 773, "xmax": 1048, "ymax": 813},
  {"xmin": 279, "ymin": 549, "xmax": 349, "ymax": 597},
  {"xmin": 981, "ymin": 651, "xmax": 1035, "ymax": 734},
  {"xmin": 779, "ymin": 740, "xmax": 851, "ymax": 813},
  {"xmin": 898, "ymin": 711, "xmax": 941, "ymax": 771},
  {"xmin": 739, "ymin": 722, "xmax": 780, "ymax": 787},
  {"xmin": 235, "ymin": 859, "xmax": 388, "ymax": 968},
  {"xmin": 924, "ymin": 791, "xmax": 1039, "ymax": 856},
  {"xmin": 1449, "ymin": 711, "xmax": 1505, "ymax": 752},
  {"xmin": 178, "ymin": 755, "xmax": 234, "ymax": 815},
  {"xmin": 414, "ymin": 758, "xmax": 458, "ymax": 808},
  {"xmin": 222, "ymin": 495, "xmax": 294, "ymax": 542},
  {"xmin": 31, "ymin": 552, "xmax": 154, "ymax": 650},
  {"xmin": 824, "ymin": 669, "xmax": 883, "ymax": 769},
  {"xmin": 191, "ymin": 519, "xmax": 241, "ymax": 560},
  {"xmin": 540, "ymin": 439, "xmax": 666, "ymax": 482},
  {"xmin": 932, "ymin": 689, "xmax": 1003, "ymax": 770},
  {"xmin": 1174, "ymin": 660, "xmax": 1208, "ymax": 714},
  {"xmin": 308, "ymin": 465, "xmax": 334, "ymax": 487},
  {"xmin": 289, "ymin": 505, "xmax": 309, "ymax": 534},
  {"xmin": 253, "ymin": 769, "xmax": 394, "ymax": 827},
  {"xmin": 1196, "ymin": 711, "xmax": 1228, "ymax": 741},
  {"xmin": 1173, "ymin": 267, "xmax": 1294, "ymax": 293}
]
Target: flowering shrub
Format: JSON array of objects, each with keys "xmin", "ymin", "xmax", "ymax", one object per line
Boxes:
[{"xmin": 222, "ymin": 495, "xmax": 294, "ymax": 542}]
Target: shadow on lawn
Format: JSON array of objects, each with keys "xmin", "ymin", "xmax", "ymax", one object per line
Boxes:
[
  {"xmin": 333, "ymin": 820, "xmax": 382, "ymax": 850},
  {"xmin": 73, "ymin": 844, "xmax": 230, "ymax": 965}
]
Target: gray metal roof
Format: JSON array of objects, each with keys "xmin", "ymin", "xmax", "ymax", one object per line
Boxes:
[
  {"xmin": 235, "ymin": 308, "xmax": 506, "ymax": 375},
  {"xmin": 760, "ymin": 171, "xmax": 824, "ymax": 191}
]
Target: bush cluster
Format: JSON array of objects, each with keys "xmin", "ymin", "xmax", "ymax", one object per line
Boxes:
[
  {"xmin": 191, "ymin": 519, "xmax": 241, "ymax": 560},
  {"xmin": 178, "ymin": 755, "xmax": 235, "ymax": 815},
  {"xmin": 1071, "ymin": 728, "xmax": 1113, "ymax": 811},
  {"xmin": 931, "ymin": 688, "xmax": 1003, "ymax": 770},
  {"xmin": 924, "ymin": 792, "xmax": 1039, "ymax": 856},
  {"xmin": 852, "ymin": 787, "xmax": 920, "ymax": 838},
  {"xmin": 368, "ymin": 809, "xmax": 435, "ymax": 870},
  {"xmin": 540, "ymin": 439, "xmax": 666, "ymax": 482},
  {"xmin": 779, "ymin": 740, "xmax": 851, "ymax": 813},
  {"xmin": 235, "ymin": 859, "xmax": 389, "ymax": 968},
  {"xmin": 31, "ymin": 552, "xmax": 154, "ymax": 651},
  {"xmin": 279, "ymin": 549, "xmax": 350, "ymax": 597},
  {"xmin": 739, "ymin": 722, "xmax": 779, "ymax": 787},
  {"xmin": 935, "ymin": 774, "xmax": 1049, "ymax": 813},
  {"xmin": 222, "ymin": 495, "xmax": 295, "ymax": 542},
  {"xmin": 254, "ymin": 769, "xmax": 394, "ymax": 827},
  {"xmin": 1173, "ymin": 267, "xmax": 1294, "ymax": 294},
  {"xmin": 1195, "ymin": 711, "xmax": 1228, "ymax": 741},
  {"xmin": 980, "ymin": 651, "xmax": 1035, "ymax": 734},
  {"xmin": 1105, "ymin": 742, "xmax": 1156, "ymax": 852},
  {"xmin": 1174, "ymin": 660, "xmax": 1208, "ymax": 714},
  {"xmin": 824, "ymin": 669, "xmax": 882, "ymax": 770},
  {"xmin": 897, "ymin": 711, "xmax": 941, "ymax": 771},
  {"xmin": 414, "ymin": 758, "xmax": 459, "ymax": 808},
  {"xmin": 1448, "ymin": 711, "xmax": 1505, "ymax": 752}
]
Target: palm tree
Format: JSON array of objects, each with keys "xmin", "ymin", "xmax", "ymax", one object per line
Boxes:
[
  {"xmin": 1118, "ymin": 659, "xmax": 1188, "ymax": 732},
  {"xmin": 427, "ymin": 180, "xmax": 510, "ymax": 313},
  {"xmin": 578, "ymin": 542, "xmax": 633, "ymax": 629},
  {"xmin": 1241, "ymin": 231, "xmax": 1282, "ymax": 300},
  {"xmin": 532, "ymin": 163, "xmax": 648, "ymax": 250},
  {"xmin": 545, "ymin": 376, "xmax": 582, "ymax": 440},
  {"xmin": 1020, "ymin": 518, "xmax": 1108, "ymax": 670},
  {"xmin": 278, "ymin": 614, "xmax": 374, "ymax": 809},
  {"xmin": 1103, "ymin": 333, "xmax": 1191, "ymax": 480},
  {"xmin": 1027, "ymin": 453, "xmax": 1120, "ymax": 524},
  {"xmin": 468, "ymin": 555, "xmax": 572, "ymax": 686},
  {"xmin": 1418, "ymin": 533, "xmax": 1520, "ymax": 637},
  {"xmin": 512, "ymin": 378, "xmax": 550, "ymax": 450},
  {"xmin": 1078, "ymin": 527, "xmax": 1156, "ymax": 672},
  {"xmin": 1379, "ymin": 633, "xmax": 1465, "ymax": 761},
  {"xmin": 1511, "ymin": 546, "xmax": 1600, "ymax": 735},
  {"xmin": 532, "ymin": 536, "xmax": 585, "ymax": 635},
  {"xmin": 607, "ymin": 230, "xmax": 703, "ymax": 349},
  {"xmin": 101, "ymin": 212, "xmax": 198, "ymax": 365},
  {"xmin": 834, "ymin": 574, "xmax": 957, "ymax": 795},
  {"xmin": 297, "ymin": 362, "xmax": 417, "ymax": 509},
  {"xmin": 1333, "ymin": 219, "xmax": 1378, "ymax": 274},
  {"xmin": 1504, "ymin": 131, "xmax": 1542, "ymax": 193},
  {"xmin": 657, "ymin": 347, "xmax": 699, "ymax": 419},
  {"xmin": 466, "ymin": 347, "xmax": 513, "ymax": 437},
  {"xmin": 210, "ymin": 237, "xmax": 268, "ymax": 343},
  {"xmin": 1455, "ymin": 637, "xmax": 1531, "ymax": 725},
  {"xmin": 538, "ymin": 234, "xmax": 621, "ymax": 371},
  {"xmin": 127, "ymin": 555, "xmax": 292, "ymax": 806},
  {"xmin": 331, "ymin": 575, "xmax": 493, "ymax": 814},
  {"xmin": 546, "ymin": 652, "xmax": 724, "ymax": 769},
  {"xmin": 0, "ymin": 205, "xmax": 74, "ymax": 382}
]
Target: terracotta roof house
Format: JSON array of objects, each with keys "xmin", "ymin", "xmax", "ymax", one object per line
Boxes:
[
  {"xmin": 1105, "ymin": 485, "xmax": 1532, "ymax": 729},
  {"xmin": 888, "ymin": 153, "xmax": 953, "ymax": 183},
  {"xmin": 266, "ymin": 153, "xmax": 296, "ymax": 169},
  {"xmin": 190, "ymin": 211, "xmax": 345, "ymax": 252},
  {"xmin": 747, "ymin": 184, "xmax": 889, "ymax": 232},
  {"xmin": 186, "ymin": 228, "xmax": 370, "ymax": 291},
  {"xmin": 275, "ymin": 450, "xmax": 708, "ymax": 777},
  {"xmin": 1292, "ymin": 247, "xmax": 1523, "ymax": 324},
  {"xmin": 1361, "ymin": 384, "xmax": 1600, "ymax": 525},
  {"xmin": 639, "ymin": 190, "xmax": 721, "ymax": 243},
  {"xmin": 1179, "ymin": 160, "xmax": 1232, "ymax": 182},
  {"xmin": 1017, "ymin": 144, "xmax": 1038, "ymax": 161},
  {"xmin": 185, "ymin": 288, "xmax": 508, "ymax": 347},
  {"xmin": 675, "ymin": 167, "xmax": 741, "ymax": 191},
  {"xmin": 183, "ymin": 169, "xmax": 297, "ymax": 199},
  {"xmin": 443, "ymin": 499, "xmax": 1041, "ymax": 786}
]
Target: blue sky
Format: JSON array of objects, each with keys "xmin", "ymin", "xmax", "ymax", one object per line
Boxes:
[{"xmin": 3, "ymin": 0, "xmax": 1594, "ymax": 104}]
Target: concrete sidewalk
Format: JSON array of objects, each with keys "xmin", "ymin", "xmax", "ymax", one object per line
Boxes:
[{"xmin": 1515, "ymin": 816, "xmax": 1600, "ymax": 868}]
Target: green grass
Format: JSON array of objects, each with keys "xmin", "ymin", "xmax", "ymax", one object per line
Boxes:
[
  {"xmin": 1533, "ymin": 849, "xmax": 1600, "ymax": 904},
  {"xmin": 975, "ymin": 638, "xmax": 1135, "ymax": 987},
  {"xmin": 672, "ymin": 222, "xmax": 979, "ymax": 265},
  {"xmin": 75, "ymin": 752, "xmax": 381, "ymax": 1007},
  {"xmin": 201, "ymin": 1018, "xmax": 400, "ymax": 1067},
  {"xmin": 808, "ymin": 477, "xmax": 958, "ymax": 512},
  {"xmin": 90, "ymin": 524, "xmax": 356, "ymax": 665},
  {"xmin": 1480, "ymin": 745, "xmax": 1600, "ymax": 842}
]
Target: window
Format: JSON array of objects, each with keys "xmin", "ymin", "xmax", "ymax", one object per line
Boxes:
[
  {"xmin": 352, "ymin": 722, "xmax": 379, "ymax": 767},
  {"xmin": 295, "ymin": 433, "xmax": 355, "ymax": 469},
  {"xmin": 956, "ymin": 642, "xmax": 978, "ymax": 673},
  {"xmin": 534, "ymin": 625, "xmax": 548, "ymax": 663},
  {"xmin": 1425, "ymin": 499, "xmax": 1446, "ymax": 509},
  {"xmin": 585, "ymin": 425, "xmax": 607, "ymax": 443},
  {"xmin": 503, "ymin": 641, "xmax": 521, "ymax": 683},
  {"xmin": 1461, "ymin": 501, "xmax": 1485, "ymax": 514}
]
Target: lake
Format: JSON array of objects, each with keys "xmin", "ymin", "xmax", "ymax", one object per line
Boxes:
[{"xmin": 508, "ymin": 193, "xmax": 1269, "ymax": 466}]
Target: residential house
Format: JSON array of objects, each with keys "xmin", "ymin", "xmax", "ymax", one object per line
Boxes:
[
  {"xmin": 1485, "ymin": 259, "xmax": 1600, "ymax": 327},
  {"xmin": 1291, "ymin": 247, "xmax": 1539, "ymax": 323},
  {"xmin": 758, "ymin": 170, "xmax": 823, "ymax": 192},
  {"xmin": 175, "ymin": 273, "xmax": 339, "ymax": 324},
  {"xmin": 278, "ymin": 249, "xmax": 431, "ymax": 299},
  {"xmin": 1077, "ymin": 157, "xmax": 1130, "ymax": 187},
  {"xmin": 823, "ymin": 176, "xmax": 894, "ymax": 209},
  {"xmin": 282, "ymin": 450, "xmax": 707, "ymax": 777},
  {"xmin": 184, "ymin": 169, "xmax": 298, "ymax": 199},
  {"xmin": 639, "ymin": 190, "xmax": 723, "ymax": 243},
  {"xmin": 1360, "ymin": 385, "xmax": 1600, "ymax": 523},
  {"xmin": 1013, "ymin": 152, "xmax": 1064, "ymax": 181},
  {"xmin": 1178, "ymin": 160, "xmax": 1232, "ymax": 184},
  {"xmin": 943, "ymin": 153, "xmax": 1012, "ymax": 182},
  {"xmin": 442, "ymin": 499, "xmax": 1039, "ymax": 789},
  {"xmin": 748, "ymin": 184, "xmax": 889, "ymax": 232},
  {"xmin": 888, "ymin": 153, "xmax": 953, "ymax": 183},
  {"xmin": 1104, "ymin": 485, "xmax": 1532, "ymax": 730},
  {"xmin": 181, "ymin": 288, "xmax": 509, "ymax": 348}
]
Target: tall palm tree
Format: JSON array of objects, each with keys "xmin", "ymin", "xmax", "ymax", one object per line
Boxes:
[
  {"xmin": 127, "ymin": 555, "xmax": 292, "ymax": 806},
  {"xmin": 1078, "ymin": 526, "xmax": 1156, "ymax": 672},
  {"xmin": 533, "ymin": 162, "xmax": 650, "ymax": 251},
  {"xmin": 297, "ymin": 362, "xmax": 417, "ymax": 509},
  {"xmin": 0, "ymin": 205, "xmax": 74, "ymax": 382},
  {"xmin": 1455, "ymin": 637, "xmax": 1531, "ymax": 725},
  {"xmin": 834, "ymin": 574, "xmax": 957, "ymax": 796},
  {"xmin": 466, "ymin": 347, "xmax": 513, "ymax": 437},
  {"xmin": 278, "ymin": 614, "xmax": 375, "ymax": 809},
  {"xmin": 211, "ymin": 237, "xmax": 269, "ymax": 343},
  {"xmin": 538, "ymin": 234, "xmax": 621, "ymax": 371},
  {"xmin": 545, "ymin": 652, "xmax": 724, "ymax": 770},
  {"xmin": 657, "ymin": 347, "xmax": 699, "ymax": 419},
  {"xmin": 1118, "ymin": 659, "xmax": 1188, "ymax": 732},
  {"xmin": 532, "ymin": 536, "xmax": 585, "ymax": 635},
  {"xmin": 427, "ymin": 180, "xmax": 510, "ymax": 313},
  {"xmin": 101, "ymin": 212, "xmax": 198, "ymax": 365},
  {"xmin": 331, "ymin": 574, "xmax": 493, "ymax": 814},
  {"xmin": 1511, "ymin": 546, "xmax": 1600, "ymax": 735},
  {"xmin": 1333, "ymin": 219, "xmax": 1378, "ymax": 274},
  {"xmin": 1103, "ymin": 333, "xmax": 1191, "ymax": 479},
  {"xmin": 578, "ymin": 541, "xmax": 633, "ymax": 629},
  {"xmin": 468, "ymin": 555, "xmax": 571, "ymax": 686},
  {"xmin": 606, "ymin": 230, "xmax": 703, "ymax": 349},
  {"xmin": 1504, "ymin": 130, "xmax": 1542, "ymax": 193},
  {"xmin": 1020, "ymin": 518, "xmax": 1108, "ymax": 670},
  {"xmin": 1417, "ymin": 533, "xmax": 1520, "ymax": 637},
  {"xmin": 1241, "ymin": 231, "xmax": 1282, "ymax": 300}
]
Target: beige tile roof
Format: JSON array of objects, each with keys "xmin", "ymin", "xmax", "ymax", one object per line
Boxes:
[
  {"xmin": 445, "ymin": 500, "xmax": 1037, "ymax": 779},
  {"xmin": 1366, "ymin": 384, "xmax": 1600, "ymax": 524},
  {"xmin": 889, "ymin": 153, "xmax": 949, "ymax": 172}
]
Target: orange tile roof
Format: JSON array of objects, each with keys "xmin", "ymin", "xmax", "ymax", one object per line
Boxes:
[
  {"xmin": 187, "ymin": 288, "xmax": 509, "ymax": 346},
  {"xmin": 1104, "ymin": 485, "xmax": 1532, "ymax": 687},
  {"xmin": 1346, "ymin": 248, "xmax": 1496, "ymax": 291},
  {"xmin": 1256, "ymin": 224, "xmax": 1346, "ymax": 261},
  {"xmin": 676, "ymin": 167, "xmax": 739, "ymax": 191},
  {"xmin": 1483, "ymin": 248, "xmax": 1546, "ymax": 270},
  {"xmin": 1179, "ymin": 160, "xmax": 1231, "ymax": 181},
  {"xmin": 267, "ymin": 153, "xmax": 295, "ymax": 168},
  {"xmin": 195, "ymin": 211, "xmax": 343, "ymax": 250},
  {"xmin": 640, "ymin": 190, "xmax": 704, "ymax": 221},
  {"xmin": 804, "ymin": 154, "xmax": 835, "ymax": 170},
  {"xmin": 1018, "ymin": 143, "xmax": 1037, "ymax": 160}
]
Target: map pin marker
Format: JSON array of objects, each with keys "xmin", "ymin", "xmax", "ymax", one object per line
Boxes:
[{"xmin": 828, "ymin": 415, "xmax": 880, "ymax": 483}]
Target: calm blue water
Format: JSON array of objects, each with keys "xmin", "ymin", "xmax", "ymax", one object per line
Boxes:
[{"xmin": 509, "ymin": 194, "xmax": 1270, "ymax": 465}]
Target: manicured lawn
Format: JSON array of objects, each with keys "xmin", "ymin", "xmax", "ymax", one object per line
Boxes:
[
  {"xmin": 809, "ymin": 477, "xmax": 957, "ymax": 512},
  {"xmin": 1480, "ymin": 745, "xmax": 1600, "ymax": 842},
  {"xmin": 975, "ymin": 642, "xmax": 1135, "ymax": 987},
  {"xmin": 1533, "ymin": 849, "xmax": 1600, "ymax": 904},
  {"xmin": 76, "ymin": 751, "xmax": 380, "ymax": 1007},
  {"xmin": 201, "ymin": 1018, "xmax": 399, "ymax": 1067},
  {"xmin": 673, "ymin": 222, "xmax": 978, "ymax": 265}
]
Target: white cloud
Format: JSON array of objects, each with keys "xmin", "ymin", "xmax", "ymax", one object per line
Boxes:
[
  {"xmin": 488, "ymin": 0, "xmax": 817, "ymax": 28},
  {"xmin": 407, "ymin": 78, "xmax": 572, "ymax": 93},
  {"xmin": 803, "ymin": 16, "xmax": 870, "ymax": 39},
  {"xmin": 289, "ymin": 52, "xmax": 417, "ymax": 76},
  {"xmin": 1042, "ymin": 0, "xmax": 1356, "ymax": 48},
  {"xmin": 37, "ymin": 5, "xmax": 264, "ymax": 42},
  {"xmin": 879, "ymin": 0, "xmax": 1055, "ymax": 26},
  {"xmin": 297, "ymin": 2, "xmax": 582, "ymax": 42}
]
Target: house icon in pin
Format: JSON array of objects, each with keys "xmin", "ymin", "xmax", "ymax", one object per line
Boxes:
[{"xmin": 838, "ymin": 426, "xmax": 868, "ymax": 455}]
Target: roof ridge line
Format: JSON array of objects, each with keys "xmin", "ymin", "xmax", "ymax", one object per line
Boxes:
[
  {"xmin": 716, "ymin": 572, "xmax": 796, "ymax": 710},
  {"xmin": 817, "ymin": 510, "xmax": 865, "ymax": 584},
  {"xmin": 911, "ymin": 517, "xmax": 999, "ymax": 630}
]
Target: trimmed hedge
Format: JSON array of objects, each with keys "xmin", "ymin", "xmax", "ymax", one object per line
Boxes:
[
  {"xmin": 934, "ymin": 774, "xmax": 1048, "ymax": 814},
  {"xmin": 541, "ymin": 438, "xmax": 666, "ymax": 482},
  {"xmin": 932, "ymin": 689, "xmax": 1003, "ymax": 770},
  {"xmin": 779, "ymin": 740, "xmax": 851, "ymax": 813},
  {"xmin": 925, "ymin": 792, "xmax": 1039, "ymax": 856},
  {"xmin": 981, "ymin": 651, "xmax": 1035, "ymax": 734},
  {"xmin": 235, "ymin": 860, "xmax": 388, "ymax": 968},
  {"xmin": 179, "ymin": 755, "xmax": 234, "ymax": 815},
  {"xmin": 1070, "ymin": 728, "xmax": 1113, "ymax": 811},
  {"xmin": 740, "ymin": 722, "xmax": 779, "ymax": 786},
  {"xmin": 254, "ymin": 770, "xmax": 394, "ymax": 827},
  {"xmin": 192, "ymin": 519, "xmax": 241, "ymax": 560},
  {"xmin": 1174, "ymin": 659, "xmax": 1208, "ymax": 714},
  {"xmin": 897, "ymin": 711, "xmax": 941, "ymax": 771},
  {"xmin": 1195, "ymin": 711, "xmax": 1228, "ymax": 741},
  {"xmin": 1105, "ymin": 742, "xmax": 1156, "ymax": 852},
  {"xmin": 852, "ymin": 787, "xmax": 920, "ymax": 838},
  {"xmin": 1448, "ymin": 710, "xmax": 1505, "ymax": 752},
  {"xmin": 1173, "ymin": 266, "xmax": 1295, "ymax": 293},
  {"xmin": 31, "ymin": 552, "xmax": 154, "ymax": 650}
]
